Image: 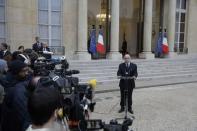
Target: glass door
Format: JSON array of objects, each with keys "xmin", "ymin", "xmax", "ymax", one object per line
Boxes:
[
  {"xmin": 175, "ymin": 0, "xmax": 187, "ymax": 53},
  {"xmin": 88, "ymin": 0, "xmax": 111, "ymax": 59}
]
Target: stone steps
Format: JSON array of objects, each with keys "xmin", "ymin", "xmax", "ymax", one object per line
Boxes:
[
  {"xmin": 73, "ymin": 68, "xmax": 197, "ymax": 78},
  {"xmin": 68, "ymin": 57, "xmax": 197, "ymax": 84},
  {"xmin": 73, "ymin": 65, "xmax": 197, "ymax": 73},
  {"xmin": 75, "ymin": 72, "xmax": 197, "ymax": 83}
]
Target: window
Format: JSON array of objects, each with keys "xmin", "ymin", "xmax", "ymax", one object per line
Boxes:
[
  {"xmin": 38, "ymin": 0, "xmax": 62, "ymax": 46},
  {"xmin": 175, "ymin": 0, "xmax": 187, "ymax": 53},
  {"xmin": 0, "ymin": 0, "xmax": 5, "ymax": 43}
]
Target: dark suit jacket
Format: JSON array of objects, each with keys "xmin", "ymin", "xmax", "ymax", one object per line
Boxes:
[
  {"xmin": 117, "ymin": 62, "xmax": 138, "ymax": 88},
  {"xmin": 32, "ymin": 42, "xmax": 43, "ymax": 53},
  {"xmin": 1, "ymin": 74, "xmax": 31, "ymax": 131}
]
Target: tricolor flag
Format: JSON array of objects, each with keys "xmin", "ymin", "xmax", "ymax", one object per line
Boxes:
[
  {"xmin": 155, "ymin": 31, "xmax": 163, "ymax": 56},
  {"xmin": 162, "ymin": 30, "xmax": 169, "ymax": 54},
  {"xmin": 96, "ymin": 29, "xmax": 106, "ymax": 54},
  {"xmin": 89, "ymin": 27, "xmax": 97, "ymax": 54}
]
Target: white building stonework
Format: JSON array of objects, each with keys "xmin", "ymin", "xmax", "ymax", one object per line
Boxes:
[{"xmin": 1, "ymin": 0, "xmax": 197, "ymax": 60}]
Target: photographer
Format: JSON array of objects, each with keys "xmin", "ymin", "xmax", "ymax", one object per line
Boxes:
[
  {"xmin": 26, "ymin": 81, "xmax": 69, "ymax": 131},
  {"xmin": 117, "ymin": 54, "xmax": 138, "ymax": 114}
]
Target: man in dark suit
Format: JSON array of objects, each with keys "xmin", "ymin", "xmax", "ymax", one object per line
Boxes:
[
  {"xmin": 117, "ymin": 54, "xmax": 138, "ymax": 114},
  {"xmin": 0, "ymin": 43, "xmax": 12, "ymax": 62},
  {"xmin": 32, "ymin": 37, "xmax": 43, "ymax": 53}
]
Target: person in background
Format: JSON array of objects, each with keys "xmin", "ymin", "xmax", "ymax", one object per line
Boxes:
[
  {"xmin": 42, "ymin": 43, "xmax": 53, "ymax": 59},
  {"xmin": 121, "ymin": 33, "xmax": 128, "ymax": 58},
  {"xmin": 12, "ymin": 51, "xmax": 22, "ymax": 61},
  {"xmin": 1, "ymin": 60, "xmax": 31, "ymax": 131},
  {"xmin": 117, "ymin": 54, "xmax": 138, "ymax": 114},
  {"xmin": 18, "ymin": 45, "xmax": 25, "ymax": 53},
  {"xmin": 17, "ymin": 53, "xmax": 31, "ymax": 66},
  {"xmin": 32, "ymin": 37, "xmax": 43, "ymax": 54},
  {"xmin": 12, "ymin": 50, "xmax": 31, "ymax": 66},
  {"xmin": 0, "ymin": 43, "xmax": 12, "ymax": 62}
]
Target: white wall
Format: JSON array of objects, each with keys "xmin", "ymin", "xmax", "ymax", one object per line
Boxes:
[{"xmin": 62, "ymin": 0, "xmax": 78, "ymax": 60}]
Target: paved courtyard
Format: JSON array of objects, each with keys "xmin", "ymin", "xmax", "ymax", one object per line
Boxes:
[{"xmin": 90, "ymin": 82, "xmax": 197, "ymax": 131}]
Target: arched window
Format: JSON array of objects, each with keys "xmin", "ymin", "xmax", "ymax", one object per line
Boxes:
[
  {"xmin": 38, "ymin": 0, "xmax": 62, "ymax": 47},
  {"xmin": 0, "ymin": 0, "xmax": 6, "ymax": 43}
]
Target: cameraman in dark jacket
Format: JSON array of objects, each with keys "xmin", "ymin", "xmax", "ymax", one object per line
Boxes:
[{"xmin": 1, "ymin": 60, "xmax": 31, "ymax": 131}]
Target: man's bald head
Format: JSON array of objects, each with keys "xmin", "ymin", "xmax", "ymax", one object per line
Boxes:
[{"xmin": 124, "ymin": 54, "xmax": 131, "ymax": 63}]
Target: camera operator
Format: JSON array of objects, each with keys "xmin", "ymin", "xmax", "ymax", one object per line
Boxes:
[
  {"xmin": 1, "ymin": 60, "xmax": 31, "ymax": 131},
  {"xmin": 117, "ymin": 54, "xmax": 138, "ymax": 114},
  {"xmin": 26, "ymin": 78, "xmax": 69, "ymax": 131}
]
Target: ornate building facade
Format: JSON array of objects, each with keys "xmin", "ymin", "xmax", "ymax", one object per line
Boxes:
[{"xmin": 0, "ymin": 0, "xmax": 196, "ymax": 60}]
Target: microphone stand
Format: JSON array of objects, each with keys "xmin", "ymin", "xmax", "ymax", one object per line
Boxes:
[{"xmin": 118, "ymin": 76, "xmax": 135, "ymax": 119}]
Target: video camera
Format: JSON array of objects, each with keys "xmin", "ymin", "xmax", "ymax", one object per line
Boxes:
[
  {"xmin": 31, "ymin": 56, "xmax": 97, "ymax": 129},
  {"xmin": 78, "ymin": 118, "xmax": 133, "ymax": 131},
  {"xmin": 35, "ymin": 72, "xmax": 96, "ymax": 129},
  {"xmin": 32, "ymin": 56, "xmax": 71, "ymax": 76}
]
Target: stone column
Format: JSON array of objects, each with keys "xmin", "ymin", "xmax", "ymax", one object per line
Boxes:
[
  {"xmin": 75, "ymin": 0, "xmax": 91, "ymax": 60},
  {"xmin": 107, "ymin": 0, "xmax": 122, "ymax": 60},
  {"xmin": 139, "ymin": 0, "xmax": 154, "ymax": 59},
  {"xmin": 167, "ymin": 0, "xmax": 177, "ymax": 57}
]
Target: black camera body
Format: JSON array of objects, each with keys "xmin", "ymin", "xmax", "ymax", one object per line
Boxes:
[
  {"xmin": 79, "ymin": 118, "xmax": 133, "ymax": 131},
  {"xmin": 31, "ymin": 58, "xmax": 96, "ymax": 129}
]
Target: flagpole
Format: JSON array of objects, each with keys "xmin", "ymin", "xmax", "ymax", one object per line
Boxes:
[
  {"xmin": 159, "ymin": 0, "xmax": 164, "ymax": 33},
  {"xmin": 105, "ymin": 0, "xmax": 110, "ymax": 54}
]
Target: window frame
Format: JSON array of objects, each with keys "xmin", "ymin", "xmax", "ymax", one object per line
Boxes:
[
  {"xmin": 0, "ymin": 0, "xmax": 6, "ymax": 43},
  {"xmin": 38, "ymin": 0, "xmax": 63, "ymax": 47},
  {"xmin": 175, "ymin": 0, "xmax": 187, "ymax": 53}
]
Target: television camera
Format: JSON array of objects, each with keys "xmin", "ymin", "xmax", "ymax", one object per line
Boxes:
[
  {"xmin": 78, "ymin": 118, "xmax": 133, "ymax": 131},
  {"xmin": 31, "ymin": 57, "xmax": 97, "ymax": 129}
]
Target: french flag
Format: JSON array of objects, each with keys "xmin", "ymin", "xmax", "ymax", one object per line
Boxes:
[
  {"xmin": 96, "ymin": 29, "xmax": 106, "ymax": 54},
  {"xmin": 162, "ymin": 30, "xmax": 169, "ymax": 54}
]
